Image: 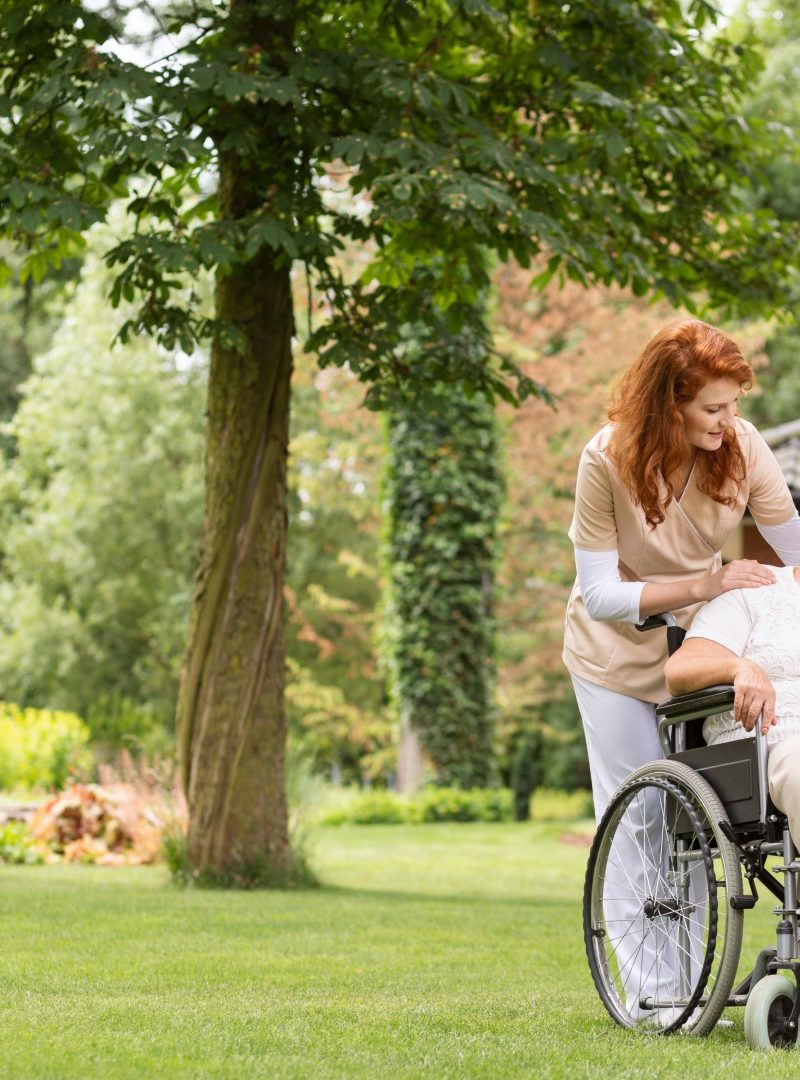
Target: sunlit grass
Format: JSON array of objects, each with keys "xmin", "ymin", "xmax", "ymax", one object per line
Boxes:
[{"xmin": 0, "ymin": 822, "xmax": 791, "ymax": 1078}]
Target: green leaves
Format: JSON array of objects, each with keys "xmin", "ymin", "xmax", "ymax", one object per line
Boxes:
[
  {"xmin": 0, "ymin": 232, "xmax": 207, "ymax": 717},
  {"xmin": 1, "ymin": 0, "xmax": 798, "ymax": 391},
  {"xmin": 385, "ymin": 368, "xmax": 503, "ymax": 786}
]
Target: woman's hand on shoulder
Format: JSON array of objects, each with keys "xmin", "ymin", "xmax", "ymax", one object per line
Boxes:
[{"xmin": 703, "ymin": 560, "xmax": 777, "ymax": 602}]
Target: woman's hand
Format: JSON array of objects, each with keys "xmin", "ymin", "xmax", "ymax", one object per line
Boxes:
[
  {"xmin": 732, "ymin": 659, "xmax": 777, "ymax": 736},
  {"xmin": 703, "ymin": 560, "xmax": 776, "ymax": 602}
]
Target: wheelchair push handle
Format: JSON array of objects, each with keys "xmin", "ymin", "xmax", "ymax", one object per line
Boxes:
[{"xmin": 635, "ymin": 612, "xmax": 686, "ymax": 657}]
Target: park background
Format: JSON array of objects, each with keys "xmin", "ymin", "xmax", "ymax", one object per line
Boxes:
[{"xmin": 2, "ymin": 0, "xmax": 800, "ymax": 1075}]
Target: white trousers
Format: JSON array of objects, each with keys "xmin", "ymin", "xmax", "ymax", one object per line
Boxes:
[
  {"xmin": 570, "ymin": 673, "xmax": 664, "ymax": 821},
  {"xmin": 571, "ymin": 673, "xmax": 697, "ymax": 1019}
]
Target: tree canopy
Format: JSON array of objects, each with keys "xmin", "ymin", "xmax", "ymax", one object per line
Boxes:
[{"xmin": 3, "ymin": 1, "xmax": 798, "ymax": 395}]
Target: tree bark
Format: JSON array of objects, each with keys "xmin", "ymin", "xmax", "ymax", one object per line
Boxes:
[
  {"xmin": 176, "ymin": 251, "xmax": 293, "ymax": 878},
  {"xmin": 396, "ymin": 706, "xmax": 424, "ymax": 795}
]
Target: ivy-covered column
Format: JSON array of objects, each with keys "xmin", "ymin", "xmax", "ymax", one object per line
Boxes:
[{"xmin": 385, "ymin": 384, "xmax": 503, "ymax": 789}]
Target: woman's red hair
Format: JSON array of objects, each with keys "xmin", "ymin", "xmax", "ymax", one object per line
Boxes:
[{"xmin": 607, "ymin": 319, "xmax": 752, "ymax": 529}]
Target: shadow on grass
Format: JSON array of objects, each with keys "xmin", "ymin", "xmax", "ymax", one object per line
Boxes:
[{"xmin": 313, "ymin": 881, "xmax": 577, "ymax": 909}]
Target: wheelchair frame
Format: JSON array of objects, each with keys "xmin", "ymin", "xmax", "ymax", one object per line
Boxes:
[{"xmin": 583, "ymin": 613, "xmax": 800, "ymax": 1049}]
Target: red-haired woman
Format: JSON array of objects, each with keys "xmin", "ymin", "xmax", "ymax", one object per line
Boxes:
[
  {"xmin": 564, "ymin": 319, "xmax": 800, "ymax": 1025},
  {"xmin": 564, "ymin": 319, "xmax": 800, "ymax": 819}
]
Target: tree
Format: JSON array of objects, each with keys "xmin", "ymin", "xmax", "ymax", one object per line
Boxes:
[
  {"xmin": 385, "ymin": 379, "xmax": 502, "ymax": 789},
  {"xmin": 0, "ymin": 225, "xmax": 390, "ymax": 774},
  {"xmin": 286, "ymin": 352, "xmax": 391, "ymax": 782},
  {"xmin": 0, "ymin": 247, "xmax": 81, "ymax": 454},
  {"xmin": 0, "ymin": 234, "xmax": 206, "ymax": 730},
  {"xmin": 731, "ymin": 0, "xmax": 800, "ymax": 428},
  {"xmin": 2, "ymin": 0, "xmax": 798, "ymax": 881}
]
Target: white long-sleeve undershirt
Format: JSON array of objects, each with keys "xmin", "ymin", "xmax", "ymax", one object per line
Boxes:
[
  {"xmin": 756, "ymin": 512, "xmax": 800, "ymax": 566},
  {"xmin": 574, "ymin": 547, "xmax": 645, "ymax": 624},
  {"xmin": 575, "ymin": 512, "xmax": 800, "ymax": 625}
]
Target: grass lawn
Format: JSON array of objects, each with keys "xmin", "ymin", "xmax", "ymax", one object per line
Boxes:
[{"xmin": 0, "ymin": 821, "xmax": 793, "ymax": 1078}]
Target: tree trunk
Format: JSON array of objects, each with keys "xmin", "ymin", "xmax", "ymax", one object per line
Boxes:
[
  {"xmin": 395, "ymin": 706, "xmax": 424, "ymax": 795},
  {"xmin": 176, "ymin": 252, "xmax": 293, "ymax": 879},
  {"xmin": 174, "ymin": 0, "xmax": 298, "ymax": 882}
]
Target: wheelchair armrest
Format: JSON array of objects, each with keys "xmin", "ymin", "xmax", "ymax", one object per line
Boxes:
[
  {"xmin": 656, "ymin": 685, "xmax": 735, "ymax": 721},
  {"xmin": 656, "ymin": 685, "xmax": 735, "ymax": 756}
]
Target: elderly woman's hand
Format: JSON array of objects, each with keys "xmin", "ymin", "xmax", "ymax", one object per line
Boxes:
[{"xmin": 732, "ymin": 659, "xmax": 777, "ymax": 736}]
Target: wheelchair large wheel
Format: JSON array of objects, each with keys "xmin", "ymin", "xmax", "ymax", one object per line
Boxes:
[{"xmin": 584, "ymin": 760, "xmax": 743, "ymax": 1037}]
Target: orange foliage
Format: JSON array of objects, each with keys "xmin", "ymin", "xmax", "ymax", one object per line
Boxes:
[
  {"xmin": 29, "ymin": 755, "xmax": 186, "ymax": 865},
  {"xmin": 493, "ymin": 262, "xmax": 681, "ymax": 713}
]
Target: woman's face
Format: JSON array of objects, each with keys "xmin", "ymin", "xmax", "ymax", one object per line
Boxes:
[{"xmin": 678, "ymin": 377, "xmax": 742, "ymax": 453}]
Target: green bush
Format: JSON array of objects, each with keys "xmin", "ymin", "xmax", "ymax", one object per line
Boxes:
[
  {"xmin": 500, "ymin": 676, "xmax": 591, "ymax": 794},
  {"xmin": 317, "ymin": 786, "xmax": 515, "ymax": 825},
  {"xmin": 416, "ymin": 787, "xmax": 513, "ymax": 823},
  {"xmin": 510, "ymin": 739, "xmax": 540, "ymax": 822},
  {"xmin": 315, "ymin": 785, "xmax": 593, "ymax": 826},
  {"xmin": 347, "ymin": 790, "xmax": 416, "ymax": 825},
  {"xmin": 0, "ymin": 820, "xmax": 44, "ymax": 864},
  {"xmin": 0, "ymin": 702, "xmax": 92, "ymax": 792},
  {"xmin": 530, "ymin": 787, "xmax": 593, "ymax": 823},
  {"xmin": 84, "ymin": 694, "xmax": 173, "ymax": 754}
]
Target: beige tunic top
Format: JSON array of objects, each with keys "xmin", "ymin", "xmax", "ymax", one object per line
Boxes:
[{"xmin": 562, "ymin": 418, "xmax": 795, "ymax": 702}]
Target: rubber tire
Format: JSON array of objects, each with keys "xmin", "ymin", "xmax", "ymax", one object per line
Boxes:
[
  {"xmin": 598, "ymin": 759, "xmax": 743, "ymax": 1037},
  {"xmin": 585, "ymin": 773, "xmax": 719, "ymax": 1033},
  {"xmin": 744, "ymin": 976, "xmax": 798, "ymax": 1050}
]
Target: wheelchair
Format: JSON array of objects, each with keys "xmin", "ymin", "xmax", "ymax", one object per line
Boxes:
[{"xmin": 583, "ymin": 614, "xmax": 800, "ymax": 1049}]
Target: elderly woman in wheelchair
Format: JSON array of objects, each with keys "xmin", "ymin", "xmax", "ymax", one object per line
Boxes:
[{"xmin": 583, "ymin": 563, "xmax": 800, "ymax": 1049}]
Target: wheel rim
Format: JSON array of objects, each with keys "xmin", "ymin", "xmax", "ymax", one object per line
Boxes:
[
  {"xmin": 767, "ymin": 993, "xmax": 795, "ymax": 1047},
  {"xmin": 584, "ymin": 776, "xmax": 718, "ymax": 1033}
]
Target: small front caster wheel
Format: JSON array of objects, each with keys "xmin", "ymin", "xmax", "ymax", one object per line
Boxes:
[{"xmin": 744, "ymin": 975, "xmax": 798, "ymax": 1050}]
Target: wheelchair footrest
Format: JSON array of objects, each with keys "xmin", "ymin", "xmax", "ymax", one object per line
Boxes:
[{"xmin": 730, "ymin": 894, "xmax": 758, "ymax": 910}]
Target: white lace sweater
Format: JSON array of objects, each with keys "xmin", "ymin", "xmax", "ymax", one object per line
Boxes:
[{"xmin": 685, "ymin": 564, "xmax": 800, "ymax": 746}]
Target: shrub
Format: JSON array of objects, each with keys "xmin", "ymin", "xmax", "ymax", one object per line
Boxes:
[
  {"xmin": 416, "ymin": 787, "xmax": 513, "ymax": 823},
  {"xmin": 84, "ymin": 694, "xmax": 173, "ymax": 755},
  {"xmin": 530, "ymin": 787, "xmax": 593, "ymax": 822},
  {"xmin": 500, "ymin": 677, "xmax": 591, "ymax": 794},
  {"xmin": 0, "ymin": 820, "xmax": 44, "ymax": 865},
  {"xmin": 29, "ymin": 782, "xmax": 168, "ymax": 864},
  {"xmin": 317, "ymin": 786, "xmax": 515, "ymax": 825},
  {"xmin": 347, "ymin": 790, "xmax": 414, "ymax": 824},
  {"xmin": 0, "ymin": 702, "xmax": 92, "ymax": 792},
  {"xmin": 510, "ymin": 739, "xmax": 540, "ymax": 822}
]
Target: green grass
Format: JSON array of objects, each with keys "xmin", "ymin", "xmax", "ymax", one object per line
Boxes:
[{"xmin": 0, "ymin": 822, "xmax": 793, "ymax": 1078}]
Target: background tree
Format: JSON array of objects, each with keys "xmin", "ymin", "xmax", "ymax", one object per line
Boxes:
[
  {"xmin": 385, "ymin": 374, "xmax": 502, "ymax": 790},
  {"xmin": 3, "ymin": 0, "xmax": 799, "ymax": 881},
  {"xmin": 0, "ymin": 235, "xmax": 207, "ymax": 736},
  {"xmin": 286, "ymin": 352, "xmax": 391, "ymax": 782},
  {"xmin": 733, "ymin": 0, "xmax": 800, "ymax": 428},
  {"xmin": 0, "ymin": 248, "xmax": 81, "ymax": 455}
]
